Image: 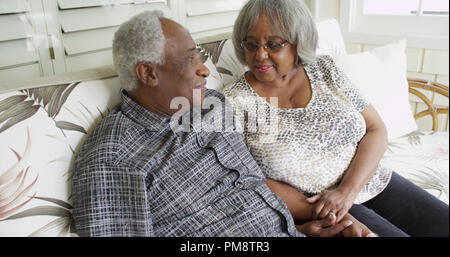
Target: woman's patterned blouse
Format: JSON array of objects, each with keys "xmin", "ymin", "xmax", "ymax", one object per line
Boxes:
[{"xmin": 222, "ymin": 55, "xmax": 392, "ymax": 203}]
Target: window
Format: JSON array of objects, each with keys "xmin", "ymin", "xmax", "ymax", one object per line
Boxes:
[
  {"xmin": 340, "ymin": 0, "xmax": 449, "ymax": 50},
  {"xmin": 363, "ymin": 0, "xmax": 449, "ymax": 16}
]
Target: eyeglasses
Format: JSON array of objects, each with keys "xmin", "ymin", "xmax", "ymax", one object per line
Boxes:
[{"xmin": 240, "ymin": 40, "xmax": 289, "ymax": 53}]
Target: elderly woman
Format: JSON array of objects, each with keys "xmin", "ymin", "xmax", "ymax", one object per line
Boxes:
[{"xmin": 222, "ymin": 0, "xmax": 448, "ymax": 237}]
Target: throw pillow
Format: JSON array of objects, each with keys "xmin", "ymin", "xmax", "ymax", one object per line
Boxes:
[
  {"xmin": 0, "ymin": 77, "xmax": 121, "ymax": 236},
  {"xmin": 335, "ymin": 39, "xmax": 417, "ymax": 140},
  {"xmin": 315, "ymin": 18, "xmax": 347, "ymax": 58}
]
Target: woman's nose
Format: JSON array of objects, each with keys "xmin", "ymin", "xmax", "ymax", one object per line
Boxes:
[{"xmin": 255, "ymin": 45, "xmax": 269, "ymax": 60}]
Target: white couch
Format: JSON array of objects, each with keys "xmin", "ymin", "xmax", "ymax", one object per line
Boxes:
[{"xmin": 0, "ymin": 19, "xmax": 448, "ymax": 237}]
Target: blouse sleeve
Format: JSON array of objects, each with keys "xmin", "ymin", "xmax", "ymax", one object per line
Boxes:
[
  {"xmin": 317, "ymin": 55, "xmax": 369, "ymax": 112},
  {"xmin": 221, "ymin": 81, "xmax": 248, "ymax": 134}
]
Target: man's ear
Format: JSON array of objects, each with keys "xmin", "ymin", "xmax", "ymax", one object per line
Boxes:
[{"xmin": 135, "ymin": 62, "xmax": 158, "ymax": 87}]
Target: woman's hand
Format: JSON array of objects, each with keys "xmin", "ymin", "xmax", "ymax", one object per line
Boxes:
[
  {"xmin": 307, "ymin": 187, "xmax": 357, "ymax": 223},
  {"xmin": 296, "ymin": 213, "xmax": 353, "ymax": 237}
]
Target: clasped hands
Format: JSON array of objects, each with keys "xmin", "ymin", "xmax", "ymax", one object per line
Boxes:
[{"xmin": 297, "ymin": 188, "xmax": 377, "ymax": 237}]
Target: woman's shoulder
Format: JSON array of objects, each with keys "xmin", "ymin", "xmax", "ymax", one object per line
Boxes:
[
  {"xmin": 307, "ymin": 55, "xmax": 338, "ymax": 71},
  {"xmin": 307, "ymin": 55, "xmax": 346, "ymax": 83}
]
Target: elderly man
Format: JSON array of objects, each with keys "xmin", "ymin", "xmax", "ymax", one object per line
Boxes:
[{"xmin": 71, "ymin": 10, "xmax": 356, "ymax": 237}]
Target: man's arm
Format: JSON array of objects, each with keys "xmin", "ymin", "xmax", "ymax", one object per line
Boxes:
[{"xmin": 72, "ymin": 162, "xmax": 154, "ymax": 236}]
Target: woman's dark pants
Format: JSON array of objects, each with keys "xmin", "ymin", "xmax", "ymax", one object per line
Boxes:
[{"xmin": 349, "ymin": 172, "xmax": 449, "ymax": 237}]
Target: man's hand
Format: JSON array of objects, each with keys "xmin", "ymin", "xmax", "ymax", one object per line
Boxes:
[
  {"xmin": 296, "ymin": 213, "xmax": 353, "ymax": 237},
  {"xmin": 339, "ymin": 213, "xmax": 378, "ymax": 237}
]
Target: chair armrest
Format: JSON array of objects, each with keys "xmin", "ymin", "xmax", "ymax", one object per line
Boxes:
[{"xmin": 408, "ymin": 78, "xmax": 449, "ymax": 131}]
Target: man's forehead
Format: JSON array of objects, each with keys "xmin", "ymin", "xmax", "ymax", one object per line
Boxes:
[
  {"xmin": 165, "ymin": 37, "xmax": 196, "ymax": 58},
  {"xmin": 160, "ymin": 18, "xmax": 188, "ymax": 39},
  {"xmin": 160, "ymin": 19, "xmax": 195, "ymax": 49}
]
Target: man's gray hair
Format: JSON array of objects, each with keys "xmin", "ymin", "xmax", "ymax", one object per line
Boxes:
[
  {"xmin": 232, "ymin": 0, "xmax": 318, "ymax": 66},
  {"xmin": 112, "ymin": 10, "xmax": 165, "ymax": 92}
]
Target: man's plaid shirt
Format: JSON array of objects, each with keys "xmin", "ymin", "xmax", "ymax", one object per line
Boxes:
[{"xmin": 72, "ymin": 89, "xmax": 303, "ymax": 237}]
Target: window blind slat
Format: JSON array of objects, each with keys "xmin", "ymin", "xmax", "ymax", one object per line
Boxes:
[
  {"xmin": 0, "ymin": 63, "xmax": 41, "ymax": 84},
  {"xmin": 59, "ymin": 3, "xmax": 172, "ymax": 32},
  {"xmin": 0, "ymin": 39, "xmax": 39, "ymax": 68},
  {"xmin": 58, "ymin": 0, "xmax": 167, "ymax": 10},
  {"xmin": 66, "ymin": 49, "xmax": 114, "ymax": 72},
  {"xmin": 0, "ymin": 0, "xmax": 30, "ymax": 14},
  {"xmin": 59, "ymin": 0, "xmax": 134, "ymax": 9},
  {"xmin": 186, "ymin": 11, "xmax": 239, "ymax": 33},
  {"xmin": 0, "ymin": 14, "xmax": 33, "ymax": 41},
  {"xmin": 63, "ymin": 27, "xmax": 118, "ymax": 55},
  {"xmin": 186, "ymin": 0, "xmax": 245, "ymax": 16}
]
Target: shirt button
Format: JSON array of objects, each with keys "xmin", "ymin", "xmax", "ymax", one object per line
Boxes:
[{"xmin": 235, "ymin": 181, "xmax": 243, "ymax": 188}]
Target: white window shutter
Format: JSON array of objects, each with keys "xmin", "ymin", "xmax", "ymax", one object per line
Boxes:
[
  {"xmin": 0, "ymin": 0, "xmax": 250, "ymax": 85},
  {"xmin": 0, "ymin": 0, "xmax": 52, "ymax": 84},
  {"xmin": 184, "ymin": 0, "xmax": 246, "ymax": 39},
  {"xmin": 54, "ymin": 0, "xmax": 173, "ymax": 72}
]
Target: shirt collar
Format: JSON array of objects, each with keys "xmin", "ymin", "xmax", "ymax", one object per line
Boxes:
[
  {"xmin": 119, "ymin": 89, "xmax": 226, "ymax": 135},
  {"xmin": 120, "ymin": 90, "xmax": 172, "ymax": 132}
]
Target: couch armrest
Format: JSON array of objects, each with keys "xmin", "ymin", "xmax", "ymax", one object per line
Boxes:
[{"xmin": 408, "ymin": 78, "xmax": 449, "ymax": 131}]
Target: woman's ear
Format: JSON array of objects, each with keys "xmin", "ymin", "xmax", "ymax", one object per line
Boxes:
[
  {"xmin": 135, "ymin": 62, "xmax": 158, "ymax": 87},
  {"xmin": 294, "ymin": 55, "xmax": 302, "ymax": 67}
]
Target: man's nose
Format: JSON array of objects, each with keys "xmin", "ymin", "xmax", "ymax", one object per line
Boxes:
[{"xmin": 197, "ymin": 61, "xmax": 210, "ymax": 78}]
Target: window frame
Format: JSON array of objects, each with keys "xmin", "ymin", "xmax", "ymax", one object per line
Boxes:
[{"xmin": 340, "ymin": 0, "xmax": 449, "ymax": 50}]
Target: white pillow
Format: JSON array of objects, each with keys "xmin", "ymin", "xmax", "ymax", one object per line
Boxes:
[
  {"xmin": 335, "ymin": 39, "xmax": 417, "ymax": 140},
  {"xmin": 315, "ymin": 18, "xmax": 347, "ymax": 58}
]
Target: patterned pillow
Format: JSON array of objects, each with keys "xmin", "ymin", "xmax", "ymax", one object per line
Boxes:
[
  {"xmin": 197, "ymin": 39, "xmax": 246, "ymax": 91},
  {"xmin": 0, "ymin": 77, "xmax": 121, "ymax": 236}
]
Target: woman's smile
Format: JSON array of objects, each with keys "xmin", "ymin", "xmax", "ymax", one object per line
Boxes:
[{"xmin": 255, "ymin": 65, "xmax": 273, "ymax": 73}]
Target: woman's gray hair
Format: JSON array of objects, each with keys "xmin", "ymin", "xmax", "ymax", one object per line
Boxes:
[
  {"xmin": 112, "ymin": 10, "xmax": 165, "ymax": 92},
  {"xmin": 232, "ymin": 0, "xmax": 318, "ymax": 66}
]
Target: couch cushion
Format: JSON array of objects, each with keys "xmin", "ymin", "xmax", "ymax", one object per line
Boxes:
[
  {"xmin": 0, "ymin": 77, "xmax": 121, "ymax": 236},
  {"xmin": 380, "ymin": 131, "xmax": 449, "ymax": 204}
]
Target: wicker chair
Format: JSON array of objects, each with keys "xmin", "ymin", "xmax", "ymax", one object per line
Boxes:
[{"xmin": 408, "ymin": 78, "xmax": 449, "ymax": 131}]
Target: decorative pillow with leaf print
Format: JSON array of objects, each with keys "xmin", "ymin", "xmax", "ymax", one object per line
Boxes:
[
  {"xmin": 0, "ymin": 77, "xmax": 121, "ymax": 236},
  {"xmin": 197, "ymin": 39, "xmax": 248, "ymax": 92}
]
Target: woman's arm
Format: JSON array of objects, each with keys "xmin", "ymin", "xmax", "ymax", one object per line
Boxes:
[
  {"xmin": 265, "ymin": 178, "xmax": 315, "ymax": 221},
  {"xmin": 310, "ymin": 104, "xmax": 388, "ymax": 222},
  {"xmin": 340, "ymin": 104, "xmax": 388, "ymax": 197}
]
